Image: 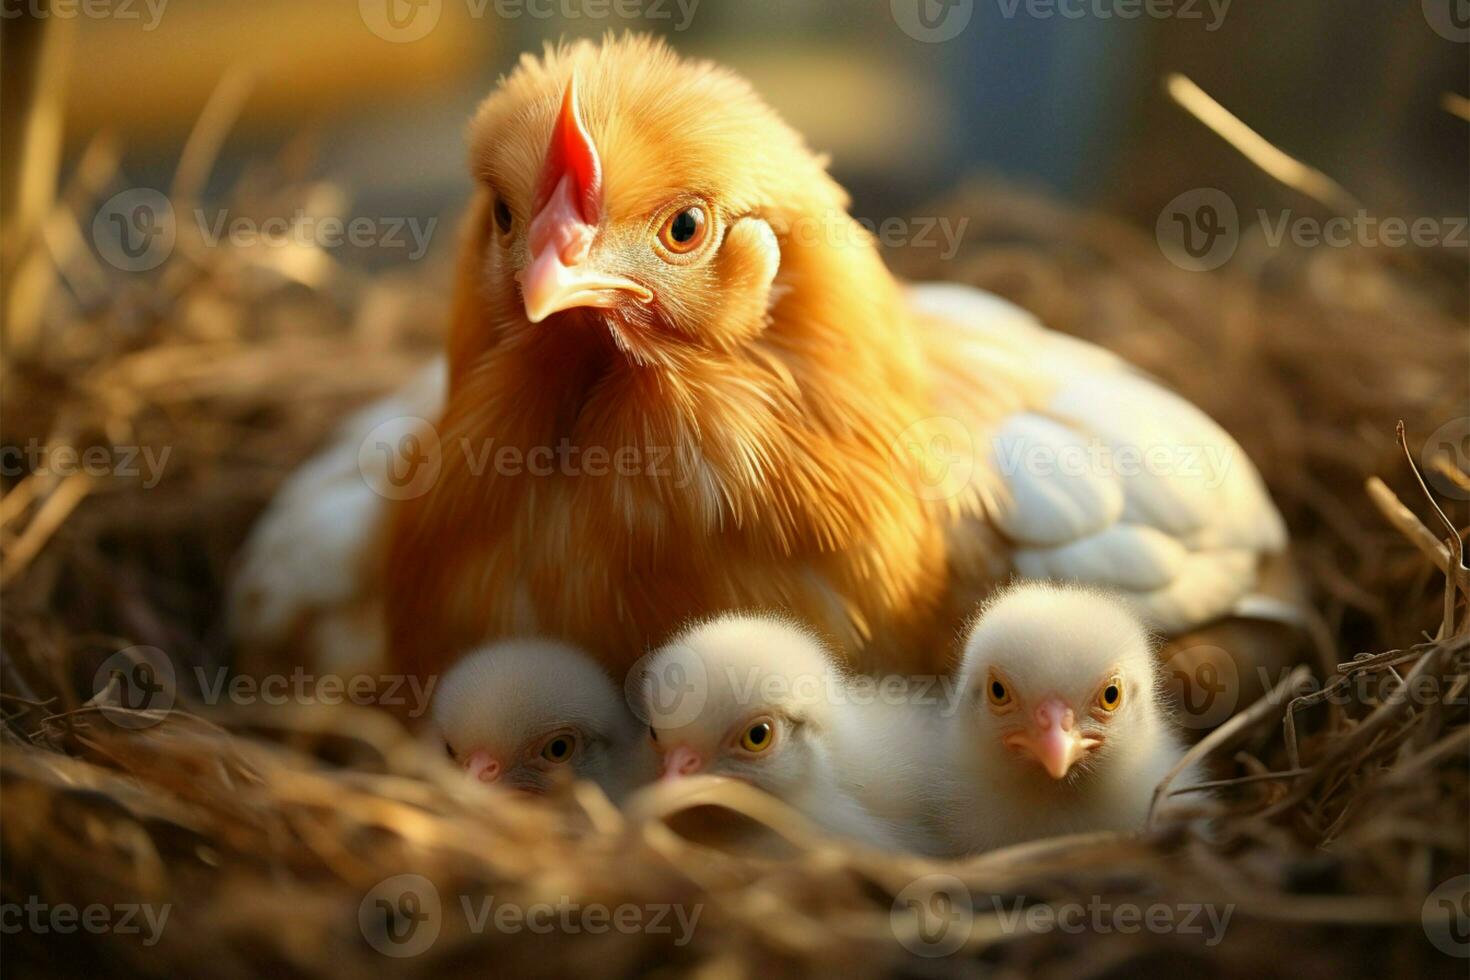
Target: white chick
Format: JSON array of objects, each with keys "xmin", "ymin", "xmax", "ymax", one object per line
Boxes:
[
  {"xmin": 433, "ymin": 639, "xmax": 656, "ymax": 803},
  {"xmin": 940, "ymin": 582, "xmax": 1201, "ymax": 853},
  {"xmin": 637, "ymin": 614, "xmax": 943, "ymax": 853}
]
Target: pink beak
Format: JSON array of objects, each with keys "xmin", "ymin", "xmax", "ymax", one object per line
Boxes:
[
  {"xmin": 1004, "ymin": 698, "xmax": 1099, "ymax": 780},
  {"xmin": 463, "ymin": 749, "xmax": 502, "ymax": 783},
  {"xmin": 516, "ymin": 76, "xmax": 651, "ymax": 323},
  {"xmin": 659, "ymin": 745, "xmax": 704, "ymax": 782}
]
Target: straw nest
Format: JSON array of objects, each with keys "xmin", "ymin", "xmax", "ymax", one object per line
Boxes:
[{"xmin": 2, "ymin": 133, "xmax": 1467, "ymax": 978}]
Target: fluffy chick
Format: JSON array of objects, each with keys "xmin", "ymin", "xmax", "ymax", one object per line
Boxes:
[
  {"xmin": 940, "ymin": 583, "xmax": 1201, "ymax": 853},
  {"xmin": 638, "ymin": 614, "xmax": 942, "ymax": 852},
  {"xmin": 433, "ymin": 639, "xmax": 655, "ymax": 802}
]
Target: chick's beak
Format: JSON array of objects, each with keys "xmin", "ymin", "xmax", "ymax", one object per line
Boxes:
[
  {"xmin": 516, "ymin": 77, "xmax": 651, "ymax": 324},
  {"xmin": 463, "ymin": 749, "xmax": 502, "ymax": 783},
  {"xmin": 659, "ymin": 744, "xmax": 704, "ymax": 782},
  {"xmin": 1004, "ymin": 698, "xmax": 1099, "ymax": 780}
]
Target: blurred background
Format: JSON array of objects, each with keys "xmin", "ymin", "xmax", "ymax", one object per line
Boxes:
[{"xmin": 3, "ymin": 0, "xmax": 1466, "ymax": 275}]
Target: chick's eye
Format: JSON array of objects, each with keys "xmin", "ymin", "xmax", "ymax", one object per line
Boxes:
[
  {"xmin": 540, "ymin": 733, "xmax": 576, "ymax": 763},
  {"xmin": 657, "ymin": 205, "xmax": 707, "ymax": 255},
  {"xmin": 739, "ymin": 720, "xmax": 774, "ymax": 753},
  {"xmin": 986, "ymin": 674, "xmax": 1012, "ymax": 707},
  {"xmin": 648, "ymin": 725, "xmax": 659, "ymax": 744},
  {"xmin": 493, "ymin": 197, "xmax": 513, "ymax": 235},
  {"xmin": 1099, "ymin": 678, "xmax": 1123, "ymax": 712},
  {"xmin": 444, "ymin": 741, "xmax": 456, "ymax": 760}
]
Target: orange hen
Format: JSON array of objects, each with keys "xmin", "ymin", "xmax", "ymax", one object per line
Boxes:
[{"xmin": 234, "ymin": 35, "xmax": 1295, "ymax": 688}]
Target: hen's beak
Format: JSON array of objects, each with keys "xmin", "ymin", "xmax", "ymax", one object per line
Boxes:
[
  {"xmin": 659, "ymin": 745, "xmax": 704, "ymax": 782},
  {"xmin": 1003, "ymin": 698, "xmax": 1099, "ymax": 780},
  {"xmin": 463, "ymin": 749, "xmax": 502, "ymax": 783},
  {"xmin": 516, "ymin": 77, "xmax": 651, "ymax": 324}
]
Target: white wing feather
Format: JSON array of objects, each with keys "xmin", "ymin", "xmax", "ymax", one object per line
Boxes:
[
  {"xmin": 910, "ymin": 283, "xmax": 1286, "ymax": 633},
  {"xmin": 228, "ymin": 359, "xmax": 446, "ymax": 671}
]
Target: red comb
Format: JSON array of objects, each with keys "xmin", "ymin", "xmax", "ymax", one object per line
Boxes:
[{"xmin": 534, "ymin": 76, "xmax": 602, "ymax": 224}]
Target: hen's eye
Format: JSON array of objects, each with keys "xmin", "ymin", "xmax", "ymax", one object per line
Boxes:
[
  {"xmin": 649, "ymin": 725, "xmax": 659, "ymax": 743},
  {"xmin": 739, "ymin": 720, "xmax": 774, "ymax": 753},
  {"xmin": 444, "ymin": 741, "xmax": 456, "ymax": 760},
  {"xmin": 1099, "ymin": 678, "xmax": 1123, "ymax": 712},
  {"xmin": 541, "ymin": 733, "xmax": 576, "ymax": 763},
  {"xmin": 986, "ymin": 673, "xmax": 1012, "ymax": 707},
  {"xmin": 493, "ymin": 197, "xmax": 513, "ymax": 235},
  {"xmin": 657, "ymin": 205, "xmax": 707, "ymax": 255}
]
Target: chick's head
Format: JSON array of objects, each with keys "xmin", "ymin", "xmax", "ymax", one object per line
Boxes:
[
  {"xmin": 957, "ymin": 583, "xmax": 1166, "ymax": 786},
  {"xmin": 433, "ymin": 639, "xmax": 638, "ymax": 794},
  {"xmin": 639, "ymin": 614, "xmax": 840, "ymax": 798}
]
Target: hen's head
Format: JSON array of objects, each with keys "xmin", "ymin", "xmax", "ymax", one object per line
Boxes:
[{"xmin": 457, "ymin": 34, "xmax": 857, "ymax": 371}]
